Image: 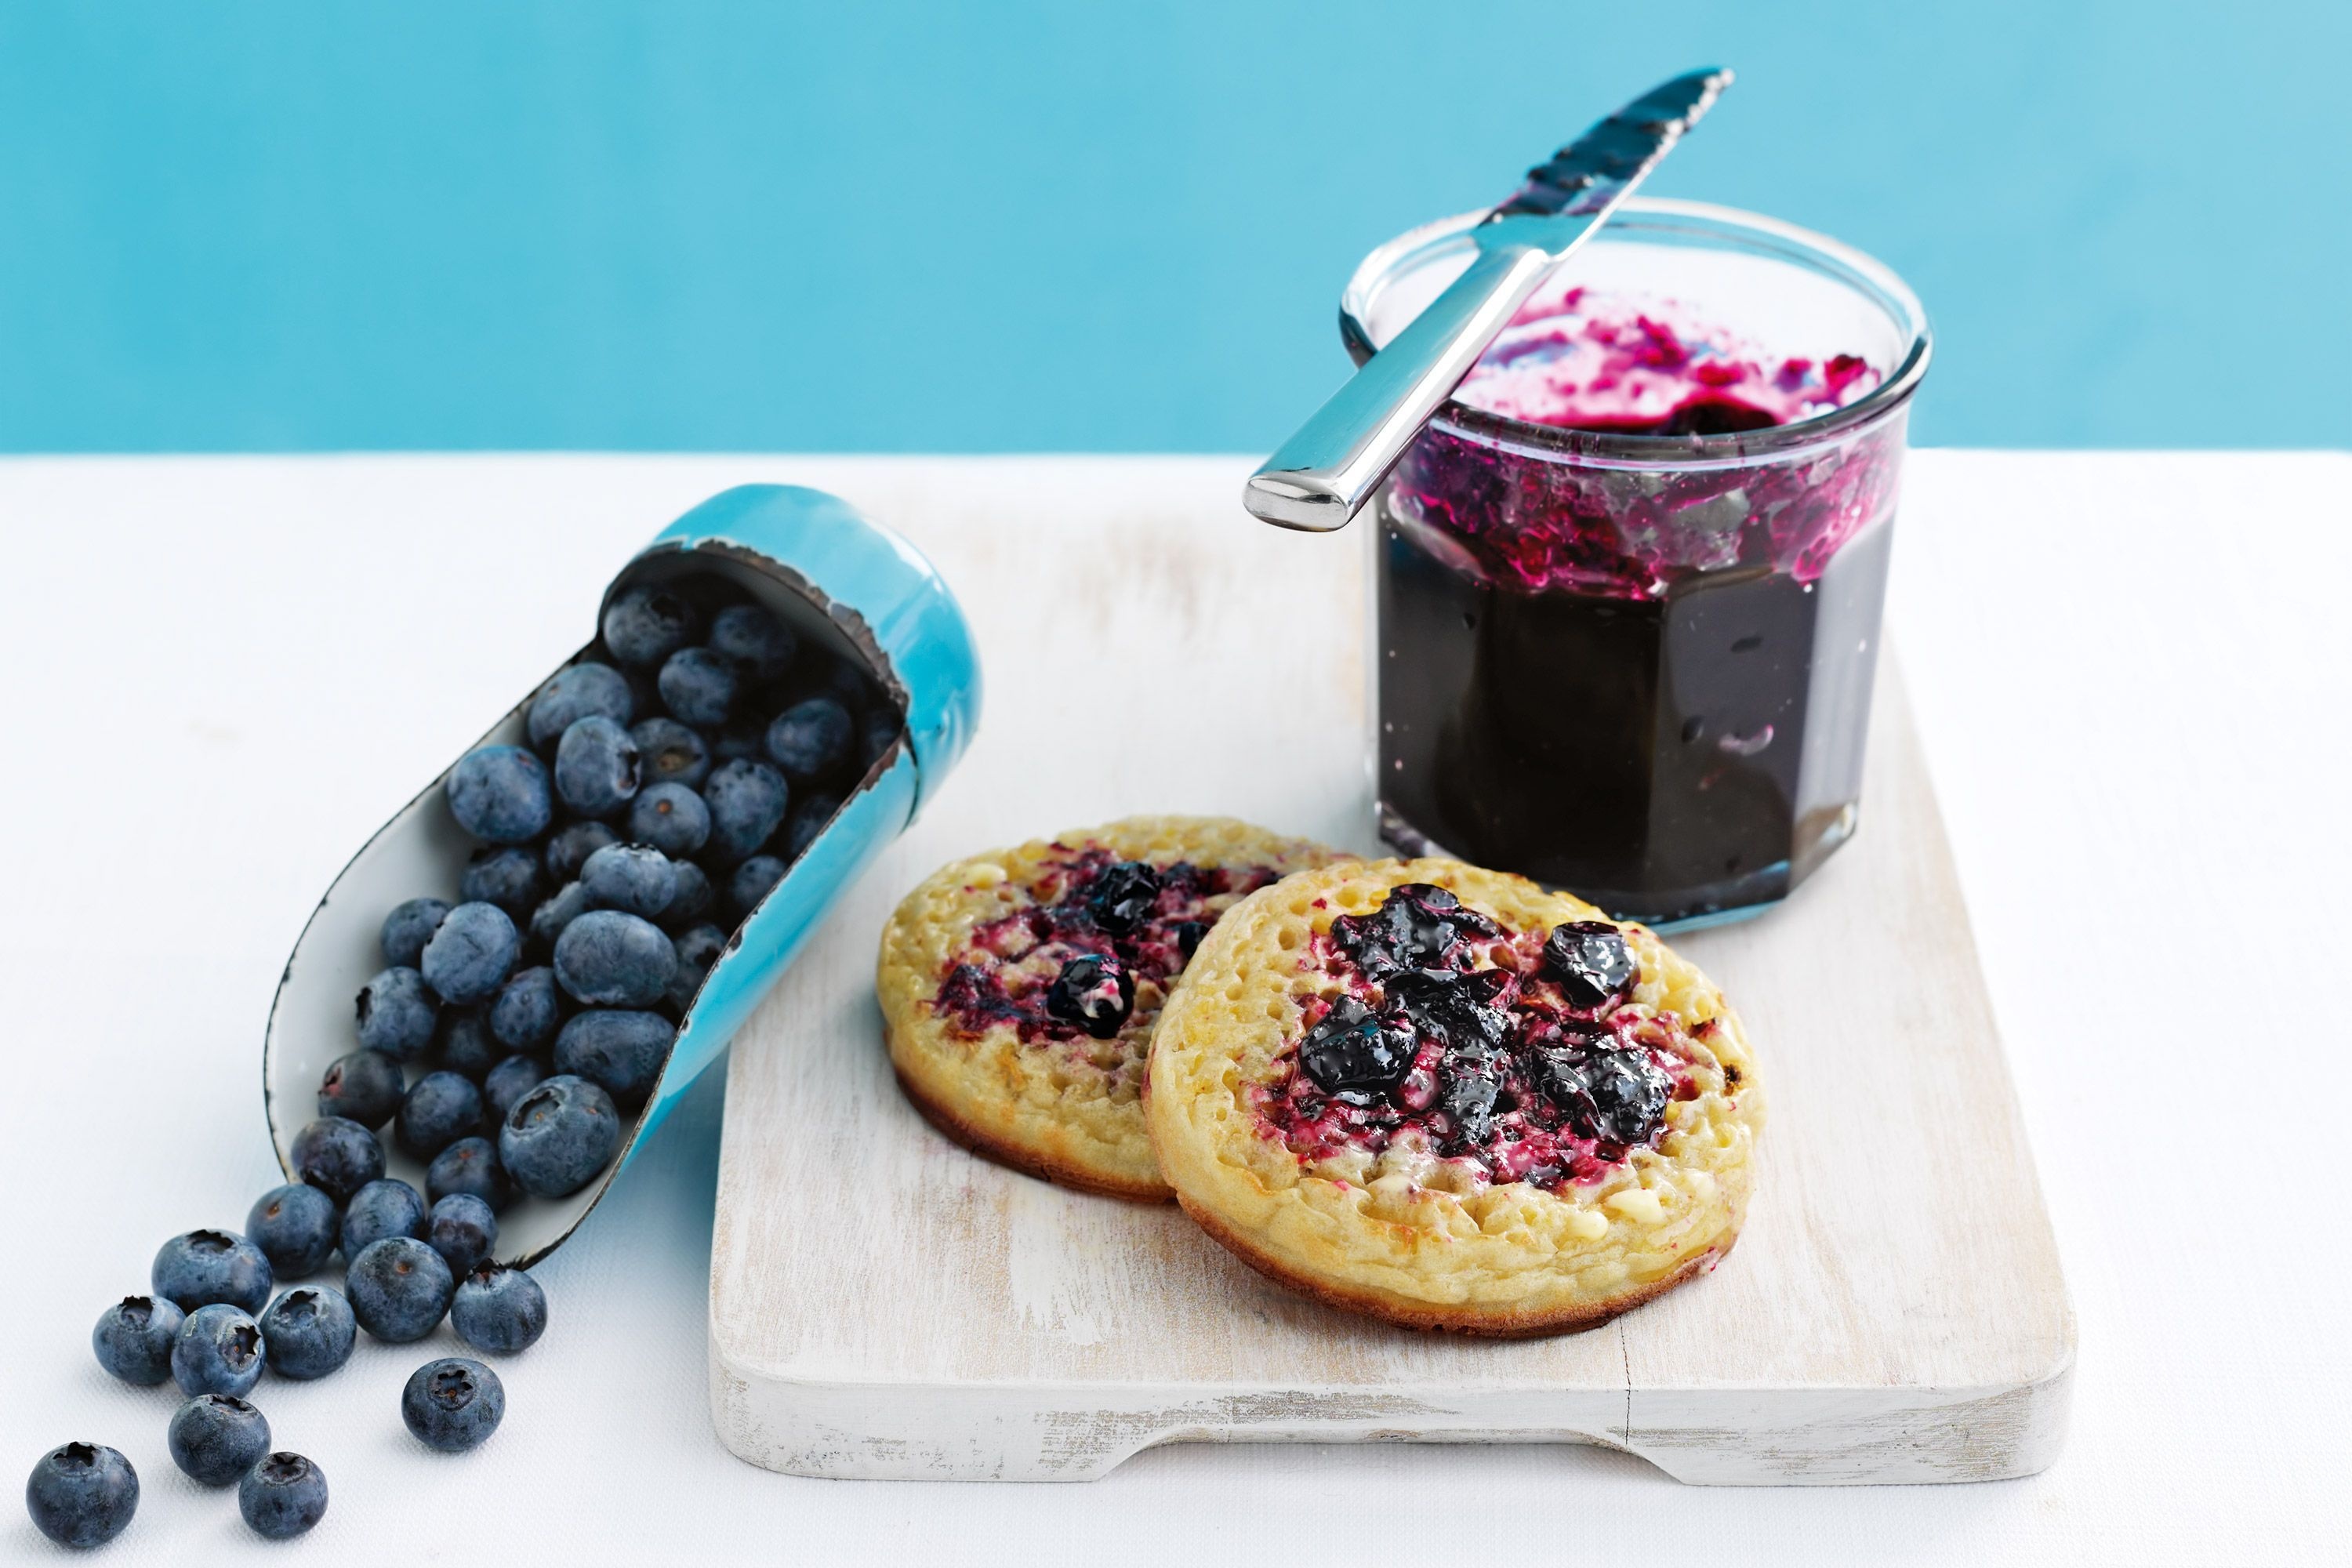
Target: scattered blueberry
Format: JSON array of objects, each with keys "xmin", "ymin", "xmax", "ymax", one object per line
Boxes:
[
  {"xmin": 245, "ymin": 1185, "xmax": 339, "ymax": 1277},
  {"xmin": 668, "ymin": 923, "xmax": 727, "ymax": 1011},
  {"xmin": 553, "ymin": 714, "xmax": 642, "ymax": 818},
  {"xmin": 289, "ymin": 1116, "xmax": 384, "ymax": 1203},
  {"xmin": 554, "ymin": 909, "xmax": 677, "ymax": 1007},
  {"xmin": 1541, "ymin": 920, "xmax": 1637, "ymax": 1009},
  {"xmin": 355, "ymin": 965, "xmax": 439, "ymax": 1058},
  {"xmin": 420, "ymin": 901, "xmax": 520, "ymax": 1007},
  {"xmin": 708, "ymin": 603, "xmax": 797, "ymax": 681},
  {"xmin": 581, "ymin": 842, "xmax": 678, "ymax": 918},
  {"xmin": 171, "ymin": 1304, "xmax": 264, "ymax": 1397},
  {"xmin": 152, "ymin": 1229, "xmax": 273, "ymax": 1315},
  {"xmin": 459, "ymin": 844, "xmax": 544, "ymax": 922},
  {"xmin": 257, "ymin": 1287, "xmax": 356, "ymax": 1381},
  {"xmin": 450, "ymin": 1263, "xmax": 548, "ymax": 1356},
  {"xmin": 436, "ymin": 1007, "xmax": 502, "ymax": 1078},
  {"xmin": 90, "ymin": 1294, "xmax": 183, "ymax": 1386},
  {"xmin": 167, "ymin": 1394, "xmax": 270, "ymax": 1486},
  {"xmin": 488, "ymin": 965, "xmax": 563, "ymax": 1052},
  {"xmin": 543, "ymin": 819, "xmax": 619, "ymax": 883},
  {"xmin": 1044, "ymin": 953, "xmax": 1134, "ymax": 1040},
  {"xmin": 481, "ymin": 1057, "xmax": 549, "ymax": 1125},
  {"xmin": 346, "ymin": 1237, "xmax": 455, "ymax": 1343},
  {"xmin": 445, "ymin": 745, "xmax": 553, "ymax": 844},
  {"xmin": 628, "ymin": 781, "xmax": 711, "ymax": 858},
  {"xmin": 657, "ymin": 645, "xmax": 739, "ymax": 727},
  {"xmin": 661, "ymin": 861, "xmax": 713, "ymax": 928},
  {"xmin": 1298, "ymin": 996, "xmax": 1415, "ymax": 1095},
  {"xmin": 527, "ymin": 880, "xmax": 594, "ymax": 956},
  {"xmin": 339, "ymin": 1178, "xmax": 428, "ymax": 1257},
  {"xmin": 701, "ymin": 758, "xmax": 789, "ymax": 863},
  {"xmin": 526, "ymin": 660, "xmax": 633, "ymax": 751},
  {"xmin": 729, "ymin": 854, "xmax": 786, "ymax": 916},
  {"xmin": 601, "ymin": 584, "xmax": 699, "ymax": 669},
  {"xmin": 238, "ymin": 1452, "xmax": 328, "ymax": 1540},
  {"xmin": 1087, "ymin": 861, "xmax": 1162, "ymax": 935},
  {"xmin": 783, "ymin": 791, "xmax": 840, "ymax": 858},
  {"xmin": 427, "ymin": 1194, "xmax": 498, "ymax": 1276},
  {"xmin": 630, "ymin": 716, "xmax": 713, "ymax": 789},
  {"xmin": 554, "ymin": 1010, "xmax": 675, "ymax": 1108},
  {"xmin": 395, "ymin": 1072, "xmax": 484, "ymax": 1160},
  {"xmin": 401, "ymin": 1357, "xmax": 506, "ymax": 1454},
  {"xmin": 317, "ymin": 1046, "xmax": 405, "ymax": 1127},
  {"xmin": 426, "ymin": 1135, "xmax": 516, "ymax": 1213},
  {"xmin": 379, "ymin": 897, "xmax": 452, "ymax": 969},
  {"xmin": 764, "ymin": 696, "xmax": 852, "ymax": 784},
  {"xmin": 24, "ymin": 1442, "xmax": 138, "ymax": 1549},
  {"xmin": 499, "ymin": 1075, "xmax": 622, "ymax": 1198}
]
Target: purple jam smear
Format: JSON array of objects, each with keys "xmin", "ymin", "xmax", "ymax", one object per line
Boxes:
[
  {"xmin": 1257, "ymin": 884, "xmax": 1701, "ymax": 1192},
  {"xmin": 931, "ymin": 847, "xmax": 1283, "ymax": 1047}
]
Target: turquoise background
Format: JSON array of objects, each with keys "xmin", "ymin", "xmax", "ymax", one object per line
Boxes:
[{"xmin": 2, "ymin": 3, "xmax": 2343, "ymax": 453}]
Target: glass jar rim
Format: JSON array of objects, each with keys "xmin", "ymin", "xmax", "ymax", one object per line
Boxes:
[{"xmin": 1339, "ymin": 197, "xmax": 1933, "ymax": 464}]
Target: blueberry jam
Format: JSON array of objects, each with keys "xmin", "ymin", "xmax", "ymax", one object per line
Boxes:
[{"xmin": 1262, "ymin": 884, "xmax": 1694, "ymax": 1191}]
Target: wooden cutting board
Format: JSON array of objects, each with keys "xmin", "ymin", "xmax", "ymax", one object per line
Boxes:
[{"xmin": 702, "ymin": 459, "xmax": 2073, "ymax": 1485}]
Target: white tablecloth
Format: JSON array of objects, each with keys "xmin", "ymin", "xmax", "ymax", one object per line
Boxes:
[{"xmin": 2, "ymin": 452, "xmax": 2343, "ymax": 1563}]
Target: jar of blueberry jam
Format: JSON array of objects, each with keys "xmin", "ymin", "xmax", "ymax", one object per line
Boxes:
[{"xmin": 1348, "ymin": 199, "xmax": 1931, "ymax": 927}]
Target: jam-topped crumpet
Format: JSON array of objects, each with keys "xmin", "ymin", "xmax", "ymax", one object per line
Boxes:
[
  {"xmin": 879, "ymin": 817, "xmax": 1347, "ymax": 1201},
  {"xmin": 1147, "ymin": 858, "xmax": 1761, "ymax": 1334}
]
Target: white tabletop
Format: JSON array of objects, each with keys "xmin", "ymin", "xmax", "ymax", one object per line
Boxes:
[{"xmin": 2, "ymin": 451, "xmax": 2343, "ymax": 1564}]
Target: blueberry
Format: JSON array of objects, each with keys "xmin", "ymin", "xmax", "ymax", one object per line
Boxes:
[
  {"xmin": 355, "ymin": 966, "xmax": 438, "ymax": 1058},
  {"xmin": 1297, "ymin": 997, "xmax": 1415, "ymax": 1095},
  {"xmin": 528, "ymin": 880, "xmax": 594, "ymax": 956},
  {"xmin": 481, "ymin": 1057, "xmax": 549, "ymax": 1124},
  {"xmin": 257, "ymin": 1287, "xmax": 356, "ymax": 1380},
  {"xmin": 709, "ymin": 603, "xmax": 798, "ymax": 681},
  {"xmin": 346, "ymin": 1237, "xmax": 455, "ymax": 1342},
  {"xmin": 1330, "ymin": 882, "xmax": 1499, "ymax": 978},
  {"xmin": 543, "ymin": 819, "xmax": 619, "ymax": 883},
  {"xmin": 628, "ymin": 781, "xmax": 712, "ymax": 858},
  {"xmin": 167, "ymin": 1394, "xmax": 270, "ymax": 1486},
  {"xmin": 526, "ymin": 660, "xmax": 633, "ymax": 751},
  {"xmin": 396, "ymin": 1072, "xmax": 484, "ymax": 1160},
  {"xmin": 427, "ymin": 1193, "xmax": 499, "ymax": 1276},
  {"xmin": 1582, "ymin": 1047, "xmax": 1674, "ymax": 1145},
  {"xmin": 499, "ymin": 1075, "xmax": 622, "ymax": 1198},
  {"xmin": 601, "ymin": 584, "xmax": 699, "ymax": 669},
  {"xmin": 238, "ymin": 1452, "xmax": 327, "ymax": 1540},
  {"xmin": 1172, "ymin": 920, "xmax": 1210, "ymax": 961},
  {"xmin": 379, "ymin": 896, "xmax": 452, "ymax": 969},
  {"xmin": 1385, "ymin": 967, "xmax": 1512, "ymax": 1055},
  {"xmin": 289, "ymin": 1117, "xmax": 384, "ymax": 1203},
  {"xmin": 662, "ymin": 860, "xmax": 714, "ymax": 928},
  {"xmin": 452, "ymin": 1261, "xmax": 549, "ymax": 1355},
  {"xmin": 1087, "ymin": 861, "xmax": 1162, "ymax": 935},
  {"xmin": 24, "ymin": 1443, "xmax": 138, "ymax": 1549},
  {"xmin": 172, "ymin": 1304, "xmax": 265, "ymax": 1397},
  {"xmin": 581, "ymin": 841, "xmax": 678, "ymax": 918},
  {"xmin": 341, "ymin": 1181, "xmax": 426, "ymax": 1262},
  {"xmin": 421, "ymin": 901, "xmax": 520, "ymax": 1007},
  {"xmin": 401, "ymin": 1357, "xmax": 506, "ymax": 1454},
  {"xmin": 554, "ymin": 1009, "xmax": 674, "ymax": 1108},
  {"xmin": 90, "ymin": 1294, "xmax": 183, "ymax": 1385},
  {"xmin": 1435, "ymin": 1064, "xmax": 1501, "ymax": 1149},
  {"xmin": 1541, "ymin": 920, "xmax": 1637, "ymax": 1009},
  {"xmin": 445, "ymin": 745, "xmax": 553, "ymax": 844},
  {"xmin": 709, "ymin": 717, "xmax": 767, "ymax": 762},
  {"xmin": 554, "ymin": 909, "xmax": 677, "ymax": 1007},
  {"xmin": 426, "ymin": 1135, "xmax": 516, "ymax": 1212},
  {"xmin": 730, "ymin": 854, "xmax": 786, "ymax": 916},
  {"xmin": 245, "ymin": 1185, "xmax": 339, "ymax": 1277},
  {"xmin": 436, "ymin": 1007, "xmax": 501, "ymax": 1077},
  {"xmin": 459, "ymin": 845, "xmax": 544, "ymax": 922},
  {"xmin": 554, "ymin": 713, "xmax": 643, "ymax": 820},
  {"xmin": 1044, "ymin": 954, "xmax": 1134, "ymax": 1040},
  {"xmin": 630, "ymin": 716, "xmax": 713, "ymax": 790},
  {"xmin": 317, "ymin": 1047, "xmax": 405, "ymax": 1127},
  {"xmin": 668, "ymin": 923, "xmax": 727, "ymax": 1011},
  {"xmin": 152, "ymin": 1229, "xmax": 273, "ymax": 1315},
  {"xmin": 860, "ymin": 706, "xmax": 901, "ymax": 767},
  {"xmin": 782, "ymin": 791, "xmax": 840, "ymax": 859},
  {"xmin": 701, "ymin": 758, "xmax": 789, "ymax": 863},
  {"xmin": 764, "ymin": 697, "xmax": 852, "ymax": 785},
  {"xmin": 487, "ymin": 966, "xmax": 562, "ymax": 1053},
  {"xmin": 657, "ymin": 646, "xmax": 739, "ymax": 727}
]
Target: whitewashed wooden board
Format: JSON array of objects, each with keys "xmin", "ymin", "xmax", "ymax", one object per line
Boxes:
[{"xmin": 703, "ymin": 461, "xmax": 2073, "ymax": 1485}]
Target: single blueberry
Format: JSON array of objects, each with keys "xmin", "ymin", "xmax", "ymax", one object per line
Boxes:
[
  {"xmin": 628, "ymin": 781, "xmax": 712, "ymax": 858},
  {"xmin": 543, "ymin": 819, "xmax": 619, "ymax": 884},
  {"xmin": 1044, "ymin": 954, "xmax": 1134, "ymax": 1040},
  {"xmin": 1297, "ymin": 996, "xmax": 1415, "ymax": 1095},
  {"xmin": 554, "ymin": 1009, "xmax": 674, "ymax": 1109},
  {"xmin": 427, "ymin": 1194, "xmax": 498, "ymax": 1276},
  {"xmin": 152, "ymin": 1230, "xmax": 273, "ymax": 1315},
  {"xmin": 459, "ymin": 845, "xmax": 544, "ymax": 922},
  {"xmin": 396, "ymin": 1072, "xmax": 484, "ymax": 1160},
  {"xmin": 421, "ymin": 902, "xmax": 520, "ymax": 1007},
  {"xmin": 859, "ymin": 706, "xmax": 901, "ymax": 767},
  {"xmin": 1541, "ymin": 920, "xmax": 1637, "ymax": 1009},
  {"xmin": 289, "ymin": 1116, "xmax": 384, "ymax": 1203},
  {"xmin": 238, "ymin": 1452, "xmax": 328, "ymax": 1541},
  {"xmin": 764, "ymin": 697, "xmax": 853, "ymax": 785},
  {"xmin": 167, "ymin": 1394, "xmax": 270, "ymax": 1486},
  {"xmin": 245, "ymin": 1185, "xmax": 339, "ymax": 1277},
  {"xmin": 1087, "ymin": 861, "xmax": 1162, "ymax": 935},
  {"xmin": 171, "ymin": 1304, "xmax": 265, "ymax": 1397},
  {"xmin": 667, "ymin": 923, "xmax": 728, "ymax": 1012},
  {"xmin": 355, "ymin": 966, "xmax": 438, "ymax": 1058},
  {"xmin": 581, "ymin": 841, "xmax": 678, "ymax": 918},
  {"xmin": 24, "ymin": 1443, "xmax": 138, "ymax": 1549},
  {"xmin": 1172, "ymin": 920, "xmax": 1210, "ymax": 962},
  {"xmin": 601, "ymin": 583, "xmax": 699, "ymax": 669},
  {"xmin": 401, "ymin": 1357, "xmax": 506, "ymax": 1454},
  {"xmin": 554, "ymin": 713, "xmax": 642, "ymax": 819},
  {"xmin": 554, "ymin": 909, "xmax": 677, "ymax": 1007},
  {"xmin": 1435, "ymin": 1064, "xmax": 1501, "ymax": 1149},
  {"xmin": 346, "ymin": 1237, "xmax": 455, "ymax": 1343},
  {"xmin": 339, "ymin": 1177, "xmax": 428, "ymax": 1257},
  {"xmin": 257, "ymin": 1286, "xmax": 356, "ymax": 1381},
  {"xmin": 782, "ymin": 790, "xmax": 840, "ymax": 860},
  {"xmin": 317, "ymin": 1047, "xmax": 405, "ymax": 1127},
  {"xmin": 1581, "ymin": 1047, "xmax": 1674, "ymax": 1145},
  {"xmin": 451, "ymin": 1262, "xmax": 548, "ymax": 1356},
  {"xmin": 657, "ymin": 645, "xmax": 739, "ymax": 727},
  {"xmin": 701, "ymin": 758, "xmax": 789, "ymax": 863},
  {"xmin": 662, "ymin": 862, "xmax": 714, "ymax": 929},
  {"xmin": 426, "ymin": 1135, "xmax": 516, "ymax": 1213},
  {"xmin": 488, "ymin": 965, "xmax": 563, "ymax": 1053},
  {"xmin": 729, "ymin": 854, "xmax": 786, "ymax": 916},
  {"xmin": 379, "ymin": 897, "xmax": 452, "ymax": 969},
  {"xmin": 708, "ymin": 603, "xmax": 797, "ymax": 681},
  {"xmin": 527, "ymin": 880, "xmax": 594, "ymax": 957},
  {"xmin": 90, "ymin": 1294, "xmax": 184, "ymax": 1385},
  {"xmin": 445, "ymin": 745, "xmax": 553, "ymax": 844},
  {"xmin": 499, "ymin": 1075, "xmax": 622, "ymax": 1198},
  {"xmin": 630, "ymin": 716, "xmax": 713, "ymax": 789},
  {"xmin": 436, "ymin": 1007, "xmax": 501, "ymax": 1078},
  {"xmin": 526, "ymin": 660, "xmax": 633, "ymax": 752},
  {"xmin": 481, "ymin": 1057, "xmax": 549, "ymax": 1125}
]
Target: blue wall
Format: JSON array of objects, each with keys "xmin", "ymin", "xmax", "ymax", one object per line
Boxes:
[{"xmin": 1, "ymin": 3, "xmax": 2343, "ymax": 453}]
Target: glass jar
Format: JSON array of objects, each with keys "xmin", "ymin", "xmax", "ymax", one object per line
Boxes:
[{"xmin": 1351, "ymin": 198, "xmax": 1931, "ymax": 927}]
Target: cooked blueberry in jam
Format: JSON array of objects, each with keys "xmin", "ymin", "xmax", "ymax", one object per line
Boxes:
[
  {"xmin": 1171, "ymin": 920, "xmax": 1210, "ymax": 960},
  {"xmin": 1330, "ymin": 882, "xmax": 1497, "ymax": 978},
  {"xmin": 1086, "ymin": 861, "xmax": 1161, "ymax": 935},
  {"xmin": 1298, "ymin": 996, "xmax": 1415, "ymax": 1096},
  {"xmin": 1542, "ymin": 921, "xmax": 1636, "ymax": 1009},
  {"xmin": 1044, "ymin": 954, "xmax": 1134, "ymax": 1040}
]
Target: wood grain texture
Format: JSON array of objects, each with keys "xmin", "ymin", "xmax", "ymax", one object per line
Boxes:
[{"xmin": 703, "ymin": 460, "xmax": 2073, "ymax": 1484}]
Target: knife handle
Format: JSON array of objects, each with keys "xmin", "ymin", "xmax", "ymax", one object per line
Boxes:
[{"xmin": 1243, "ymin": 243, "xmax": 1555, "ymax": 532}]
